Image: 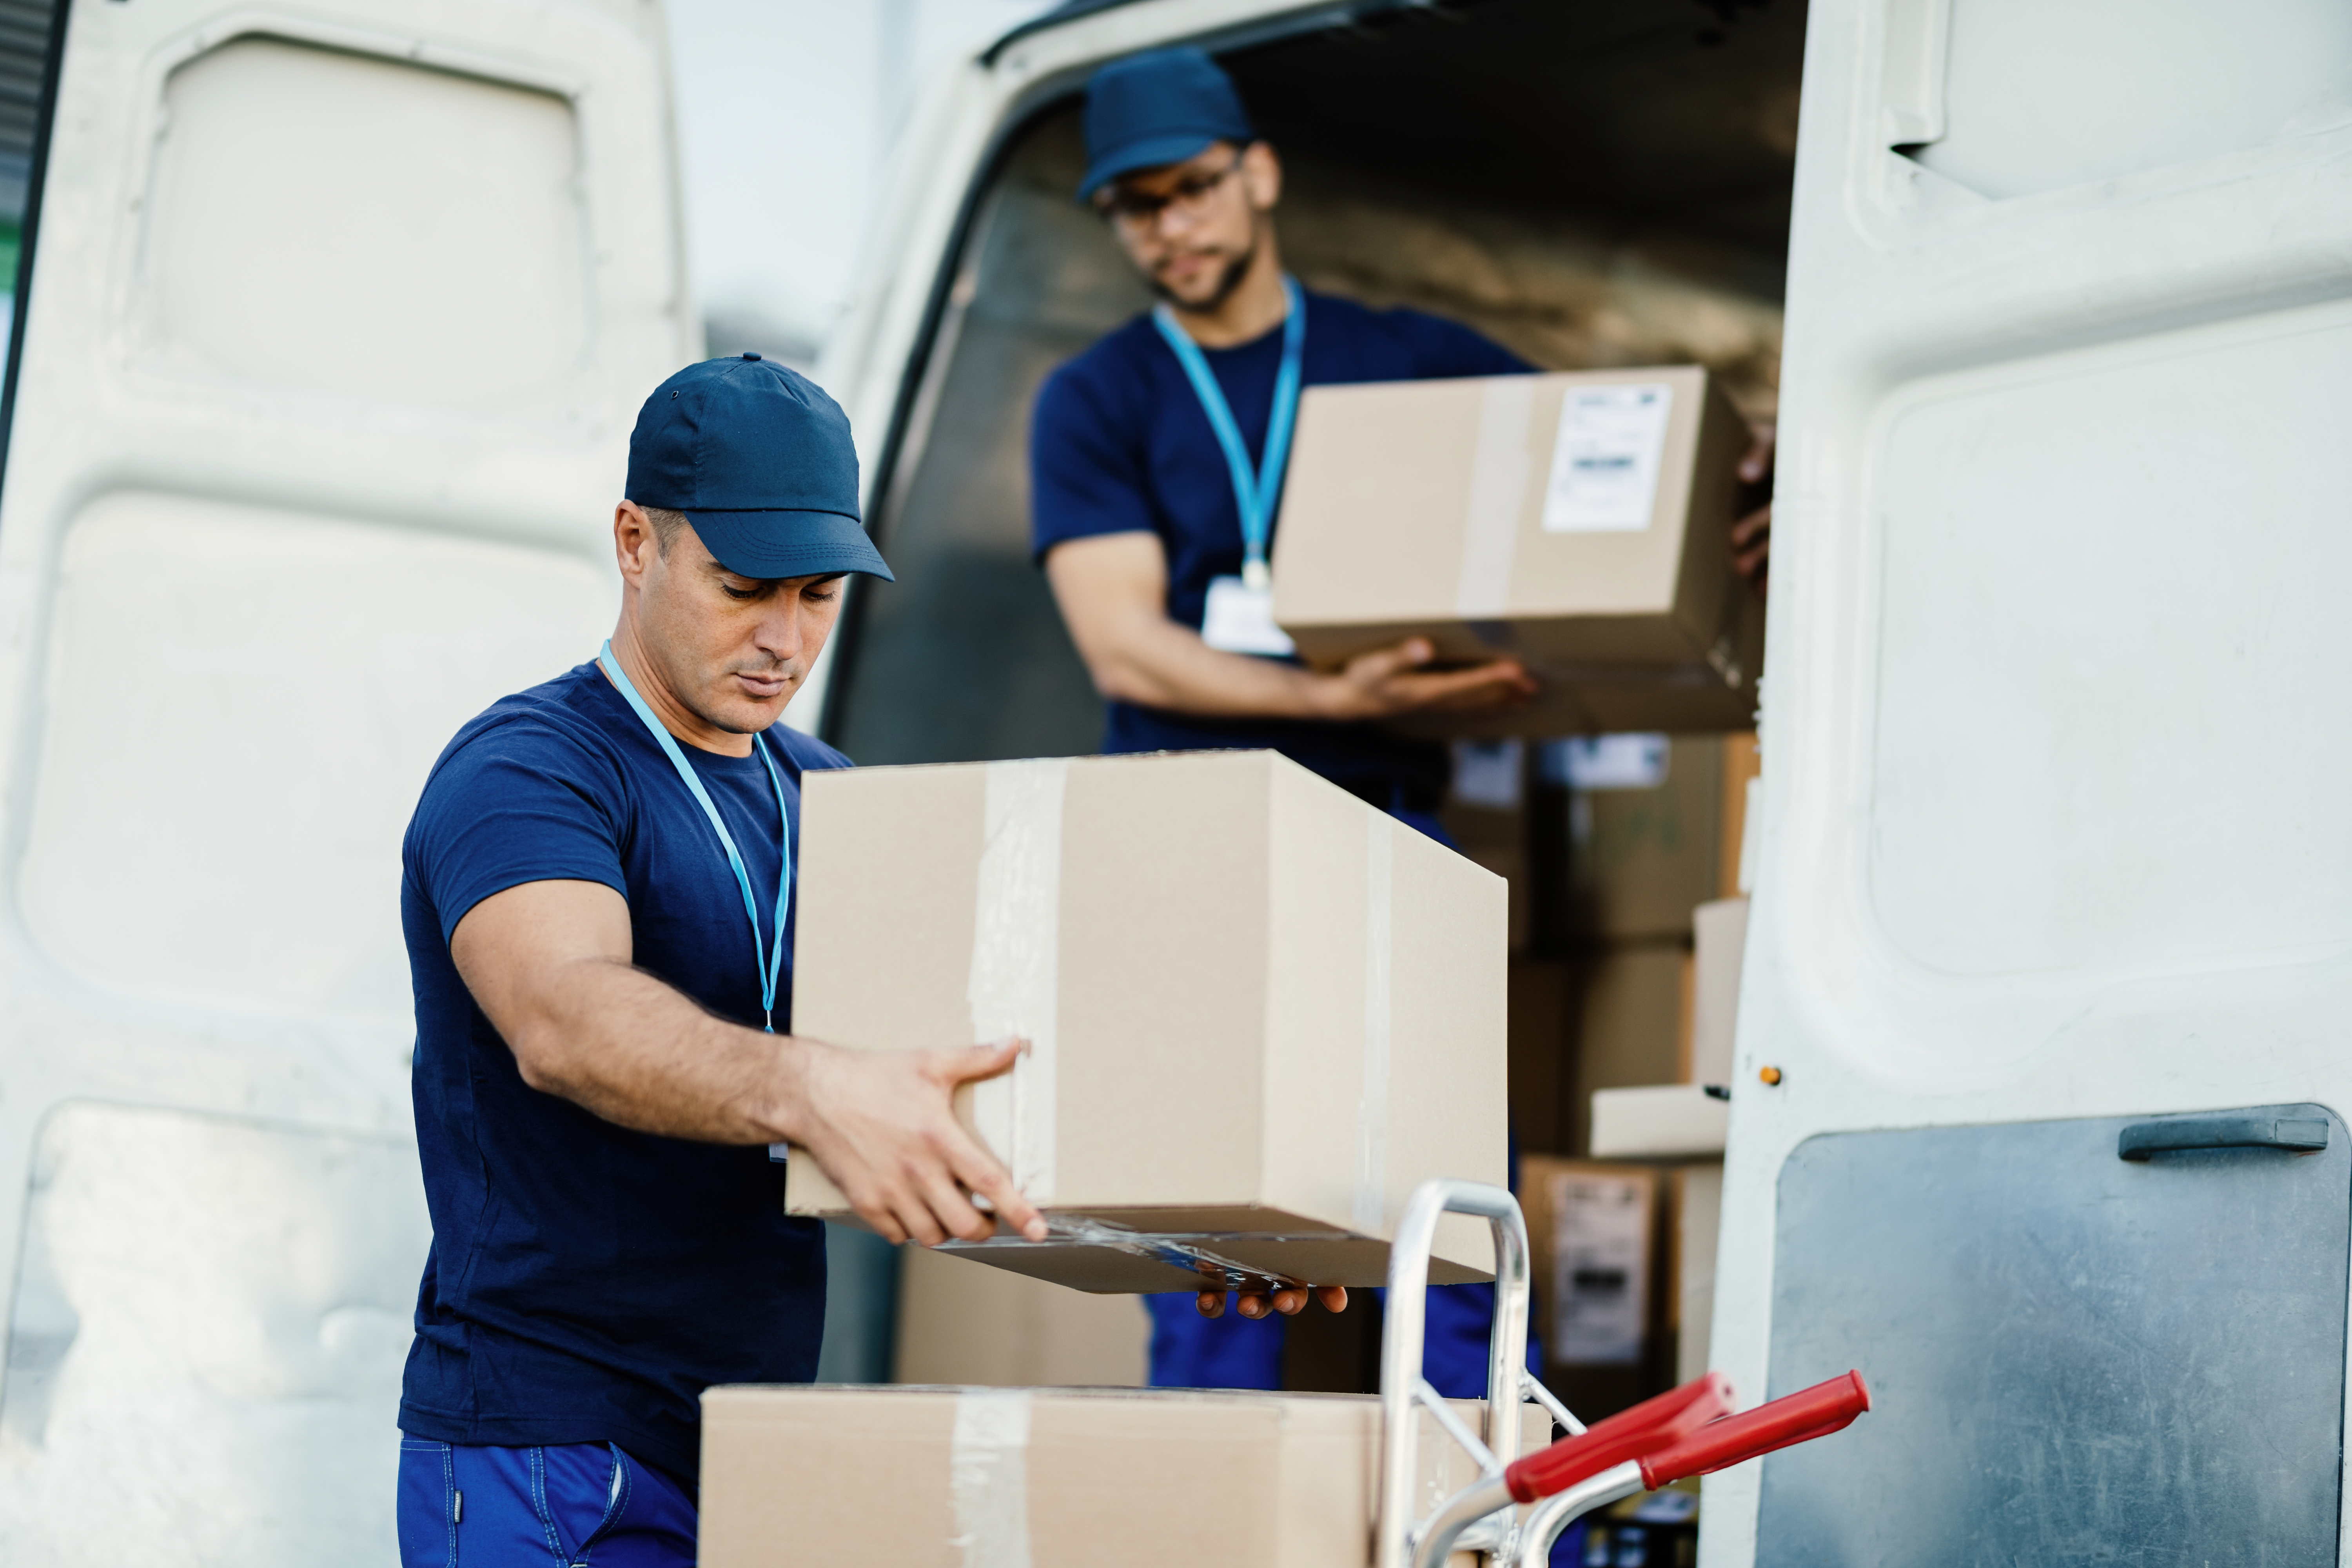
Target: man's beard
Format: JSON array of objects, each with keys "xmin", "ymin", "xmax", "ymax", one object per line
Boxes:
[{"xmin": 1149, "ymin": 236, "xmax": 1258, "ymax": 314}]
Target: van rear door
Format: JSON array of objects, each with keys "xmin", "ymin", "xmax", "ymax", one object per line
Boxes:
[
  {"xmin": 1717, "ymin": 3, "xmax": 2352, "ymax": 1562},
  {"xmin": 0, "ymin": 2, "xmax": 689, "ymax": 1558}
]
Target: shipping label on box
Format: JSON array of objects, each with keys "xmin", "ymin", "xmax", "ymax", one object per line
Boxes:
[
  {"xmin": 1270, "ymin": 365, "xmax": 1759, "ymax": 738},
  {"xmin": 1546, "ymin": 1169, "xmax": 1653, "ymax": 1365},
  {"xmin": 783, "ymin": 750, "xmax": 1508, "ymax": 1292},
  {"xmin": 1521, "ymin": 1157, "xmax": 1660, "ymax": 1372},
  {"xmin": 701, "ymin": 1384, "xmax": 1557, "ymax": 1568}
]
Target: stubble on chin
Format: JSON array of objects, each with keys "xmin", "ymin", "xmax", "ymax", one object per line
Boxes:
[{"xmin": 1149, "ymin": 240, "xmax": 1258, "ymax": 313}]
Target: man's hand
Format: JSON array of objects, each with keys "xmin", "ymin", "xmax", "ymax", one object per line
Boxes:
[
  {"xmin": 1045, "ymin": 532, "xmax": 1534, "ymax": 721},
  {"xmin": 789, "ymin": 1037, "xmax": 1049, "ymax": 1246},
  {"xmin": 450, "ymin": 878, "xmax": 1045, "ymax": 1250},
  {"xmin": 1198, "ymin": 1284, "xmax": 1349, "ymax": 1319},
  {"xmin": 1305, "ymin": 637, "xmax": 1535, "ymax": 722},
  {"xmin": 1733, "ymin": 422, "xmax": 1774, "ymax": 593}
]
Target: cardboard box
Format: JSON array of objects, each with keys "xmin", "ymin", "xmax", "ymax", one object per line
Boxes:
[
  {"xmin": 1688, "ymin": 897, "xmax": 1749, "ymax": 1087},
  {"xmin": 785, "ymin": 750, "xmax": 1507, "ymax": 1291},
  {"xmin": 1565, "ymin": 944, "xmax": 1686, "ymax": 1156},
  {"xmin": 1671, "ymin": 1164, "xmax": 1724, "ymax": 1385},
  {"xmin": 1272, "ymin": 366, "xmax": 1760, "ymax": 738},
  {"xmin": 1519, "ymin": 1157, "xmax": 1661, "ymax": 1372},
  {"xmin": 701, "ymin": 1384, "xmax": 1554, "ymax": 1568},
  {"xmin": 893, "ymin": 1243, "xmax": 1147, "ymax": 1388},
  {"xmin": 1566, "ymin": 736, "xmax": 1725, "ymax": 944}
]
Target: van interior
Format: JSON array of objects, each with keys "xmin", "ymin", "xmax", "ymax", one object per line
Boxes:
[
  {"xmin": 825, "ymin": 0, "xmax": 1800, "ymax": 766},
  {"xmin": 820, "ymin": 0, "xmax": 1806, "ymax": 1405}
]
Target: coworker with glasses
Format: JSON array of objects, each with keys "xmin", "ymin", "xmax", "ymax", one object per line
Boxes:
[{"xmin": 1029, "ymin": 46, "xmax": 1543, "ymax": 1400}]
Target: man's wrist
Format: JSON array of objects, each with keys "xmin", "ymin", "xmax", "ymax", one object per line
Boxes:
[
  {"xmin": 755, "ymin": 1031, "xmax": 817, "ymax": 1147},
  {"xmin": 1292, "ymin": 667, "xmax": 1347, "ymax": 721}
]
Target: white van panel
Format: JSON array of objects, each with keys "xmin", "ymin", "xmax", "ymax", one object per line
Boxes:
[
  {"xmin": 1869, "ymin": 303, "xmax": 2352, "ymax": 981},
  {"xmin": 1913, "ymin": 0, "xmax": 2352, "ymax": 200},
  {"xmin": 0, "ymin": 0, "xmax": 690, "ymax": 1558},
  {"xmin": 22, "ymin": 493, "xmax": 609, "ymax": 1020},
  {"xmin": 1711, "ymin": 0, "xmax": 2352, "ymax": 1560},
  {"xmin": 0, "ymin": 1104, "xmax": 428, "ymax": 1561},
  {"xmin": 138, "ymin": 37, "xmax": 592, "ymax": 408}
]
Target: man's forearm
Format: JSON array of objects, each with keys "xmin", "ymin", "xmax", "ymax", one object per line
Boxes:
[
  {"xmin": 1090, "ymin": 615, "xmax": 1328, "ymax": 717},
  {"xmin": 508, "ymin": 955, "xmax": 805, "ymax": 1144}
]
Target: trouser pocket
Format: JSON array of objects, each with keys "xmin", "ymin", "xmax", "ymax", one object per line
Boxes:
[
  {"xmin": 532, "ymin": 1442, "xmax": 629, "ymax": 1561},
  {"xmin": 396, "ymin": 1439, "xmax": 458, "ymax": 1568}
]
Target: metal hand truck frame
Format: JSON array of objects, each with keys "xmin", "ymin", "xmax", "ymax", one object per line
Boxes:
[{"xmin": 1378, "ymin": 1179, "xmax": 1869, "ymax": 1568}]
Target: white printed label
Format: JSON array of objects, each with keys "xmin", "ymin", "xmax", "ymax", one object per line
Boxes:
[
  {"xmin": 1543, "ymin": 733, "xmax": 1670, "ymax": 792},
  {"xmin": 1200, "ymin": 575, "xmax": 1296, "ymax": 657},
  {"xmin": 1541, "ymin": 383, "xmax": 1673, "ymax": 533},
  {"xmin": 1548, "ymin": 1170, "xmax": 1651, "ymax": 1366}
]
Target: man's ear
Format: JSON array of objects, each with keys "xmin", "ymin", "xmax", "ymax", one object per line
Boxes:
[
  {"xmin": 613, "ymin": 501, "xmax": 657, "ymax": 586},
  {"xmin": 1243, "ymin": 140, "xmax": 1283, "ymax": 212}
]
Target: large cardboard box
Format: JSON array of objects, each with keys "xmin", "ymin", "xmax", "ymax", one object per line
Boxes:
[
  {"xmin": 784, "ymin": 750, "xmax": 1507, "ymax": 1291},
  {"xmin": 701, "ymin": 1385, "xmax": 1552, "ymax": 1568},
  {"xmin": 893, "ymin": 1243, "xmax": 1147, "ymax": 1388},
  {"xmin": 1272, "ymin": 366, "xmax": 1759, "ymax": 737}
]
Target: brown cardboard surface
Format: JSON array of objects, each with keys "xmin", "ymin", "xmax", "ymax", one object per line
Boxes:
[
  {"xmin": 1718, "ymin": 731, "xmax": 1761, "ymax": 900},
  {"xmin": 1271, "ymin": 366, "xmax": 1759, "ymax": 738},
  {"xmin": 784, "ymin": 750, "xmax": 1507, "ymax": 1291},
  {"xmin": 1506, "ymin": 960, "xmax": 1571, "ymax": 1154},
  {"xmin": 1689, "ymin": 898, "xmax": 1749, "ymax": 1087},
  {"xmin": 893, "ymin": 1244, "xmax": 1147, "ymax": 1388},
  {"xmin": 1568, "ymin": 737, "xmax": 1724, "ymax": 942},
  {"xmin": 1440, "ymin": 797, "xmax": 1532, "ymax": 953},
  {"xmin": 1566, "ymin": 946, "xmax": 1688, "ymax": 1158},
  {"xmin": 699, "ymin": 1384, "xmax": 1557, "ymax": 1568},
  {"xmin": 1671, "ymin": 1163, "xmax": 1724, "ymax": 1385}
]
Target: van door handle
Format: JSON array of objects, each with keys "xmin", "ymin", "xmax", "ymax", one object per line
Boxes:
[{"xmin": 2118, "ymin": 1116, "xmax": 2329, "ymax": 1161}]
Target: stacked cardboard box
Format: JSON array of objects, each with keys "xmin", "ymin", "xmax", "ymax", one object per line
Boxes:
[
  {"xmin": 893, "ymin": 1244, "xmax": 1147, "ymax": 1388},
  {"xmin": 784, "ymin": 749, "xmax": 1507, "ymax": 1291},
  {"xmin": 1272, "ymin": 367, "xmax": 1760, "ymax": 738},
  {"xmin": 1520, "ymin": 1155, "xmax": 1666, "ymax": 1386},
  {"xmin": 701, "ymin": 1385, "xmax": 1556, "ymax": 1568}
]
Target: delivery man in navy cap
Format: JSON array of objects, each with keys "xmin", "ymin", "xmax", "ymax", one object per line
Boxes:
[
  {"xmin": 1030, "ymin": 50, "xmax": 1771, "ymax": 1400},
  {"xmin": 394, "ymin": 356, "xmax": 1043, "ymax": 1566}
]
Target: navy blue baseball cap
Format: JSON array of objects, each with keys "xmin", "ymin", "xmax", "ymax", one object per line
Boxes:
[
  {"xmin": 625, "ymin": 354, "xmax": 893, "ymax": 581},
  {"xmin": 1078, "ymin": 47, "xmax": 1255, "ymax": 203}
]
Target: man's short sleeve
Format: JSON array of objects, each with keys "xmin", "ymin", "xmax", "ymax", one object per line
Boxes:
[
  {"xmin": 1388, "ymin": 307, "xmax": 1535, "ymax": 380},
  {"xmin": 1030, "ymin": 353, "xmax": 1161, "ymax": 563},
  {"xmin": 406, "ymin": 719, "xmax": 631, "ymax": 945}
]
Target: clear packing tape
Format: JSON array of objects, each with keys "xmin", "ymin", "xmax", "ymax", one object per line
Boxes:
[{"xmin": 937, "ymin": 1212, "xmax": 1359, "ymax": 1293}]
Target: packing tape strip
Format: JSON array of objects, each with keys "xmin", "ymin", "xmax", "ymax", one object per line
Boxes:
[
  {"xmin": 967, "ymin": 758, "xmax": 1067, "ymax": 1203},
  {"xmin": 949, "ymin": 1388, "xmax": 1033, "ymax": 1568},
  {"xmin": 1357, "ymin": 810, "xmax": 1394, "ymax": 1236},
  {"xmin": 1455, "ymin": 375, "xmax": 1537, "ymax": 620}
]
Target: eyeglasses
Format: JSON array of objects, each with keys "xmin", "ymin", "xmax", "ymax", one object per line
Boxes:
[{"xmin": 1094, "ymin": 149, "xmax": 1249, "ymax": 236}]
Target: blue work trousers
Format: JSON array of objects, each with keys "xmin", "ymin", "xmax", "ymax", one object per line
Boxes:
[
  {"xmin": 397, "ymin": 1436, "xmax": 697, "ymax": 1567},
  {"xmin": 1147, "ymin": 1281, "xmax": 1535, "ymax": 1396}
]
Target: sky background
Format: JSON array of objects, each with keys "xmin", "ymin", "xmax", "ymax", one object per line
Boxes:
[{"xmin": 666, "ymin": 0, "xmax": 1059, "ymax": 364}]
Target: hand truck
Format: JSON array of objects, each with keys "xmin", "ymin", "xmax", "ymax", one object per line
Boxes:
[{"xmin": 1378, "ymin": 1179, "xmax": 1869, "ymax": 1568}]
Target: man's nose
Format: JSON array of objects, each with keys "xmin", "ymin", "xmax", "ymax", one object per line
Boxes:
[{"xmin": 753, "ymin": 597, "xmax": 803, "ymax": 663}]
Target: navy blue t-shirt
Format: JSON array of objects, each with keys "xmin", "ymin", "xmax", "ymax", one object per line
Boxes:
[
  {"xmin": 1030, "ymin": 288, "xmax": 1529, "ymax": 796},
  {"xmin": 397, "ymin": 661, "xmax": 849, "ymax": 1484}
]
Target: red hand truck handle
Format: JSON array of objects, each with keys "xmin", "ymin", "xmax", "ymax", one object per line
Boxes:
[
  {"xmin": 1638, "ymin": 1371, "xmax": 1870, "ymax": 1488},
  {"xmin": 1502, "ymin": 1372, "xmax": 1734, "ymax": 1504}
]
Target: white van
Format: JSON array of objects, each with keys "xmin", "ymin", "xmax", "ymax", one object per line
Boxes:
[
  {"xmin": 3, "ymin": 0, "xmax": 2348, "ymax": 1563},
  {"xmin": 815, "ymin": 4, "xmax": 2352, "ymax": 1563}
]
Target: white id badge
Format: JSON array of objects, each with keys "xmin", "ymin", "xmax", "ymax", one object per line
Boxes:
[{"xmin": 1200, "ymin": 574, "xmax": 1297, "ymax": 657}]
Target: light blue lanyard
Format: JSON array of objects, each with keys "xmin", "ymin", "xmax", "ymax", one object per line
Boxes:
[
  {"xmin": 598, "ymin": 641, "xmax": 793, "ymax": 1033},
  {"xmin": 1152, "ymin": 274, "xmax": 1305, "ymax": 591}
]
